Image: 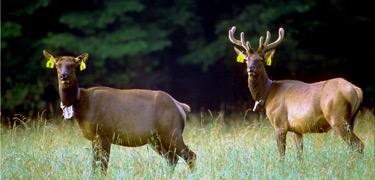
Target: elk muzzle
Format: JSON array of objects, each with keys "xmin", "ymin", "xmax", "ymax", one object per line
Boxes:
[
  {"xmin": 247, "ymin": 66, "xmax": 258, "ymax": 76},
  {"xmin": 247, "ymin": 67, "xmax": 257, "ymax": 75},
  {"xmin": 60, "ymin": 73, "xmax": 71, "ymax": 84}
]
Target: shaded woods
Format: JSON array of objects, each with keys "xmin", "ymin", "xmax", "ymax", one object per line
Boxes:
[{"xmin": 2, "ymin": 0, "xmax": 374, "ymax": 121}]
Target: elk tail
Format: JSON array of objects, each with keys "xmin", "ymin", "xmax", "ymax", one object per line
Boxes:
[
  {"xmin": 168, "ymin": 95, "xmax": 190, "ymax": 125},
  {"xmin": 178, "ymin": 102, "xmax": 191, "ymax": 112}
]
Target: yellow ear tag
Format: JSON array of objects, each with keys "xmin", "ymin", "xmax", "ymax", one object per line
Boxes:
[
  {"xmin": 237, "ymin": 53, "xmax": 245, "ymax": 63},
  {"xmin": 80, "ymin": 60, "xmax": 86, "ymax": 71},
  {"xmin": 266, "ymin": 55, "xmax": 272, "ymax": 66},
  {"xmin": 46, "ymin": 57, "xmax": 54, "ymax": 68}
]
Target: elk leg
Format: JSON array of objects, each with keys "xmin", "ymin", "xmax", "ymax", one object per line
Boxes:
[
  {"xmin": 92, "ymin": 137, "xmax": 111, "ymax": 174},
  {"xmin": 349, "ymin": 132, "xmax": 364, "ymax": 153},
  {"xmin": 293, "ymin": 132, "xmax": 303, "ymax": 160},
  {"xmin": 175, "ymin": 142, "xmax": 196, "ymax": 171},
  {"xmin": 331, "ymin": 121, "xmax": 364, "ymax": 153},
  {"xmin": 149, "ymin": 136, "xmax": 179, "ymax": 169},
  {"xmin": 160, "ymin": 130, "xmax": 196, "ymax": 170},
  {"xmin": 275, "ymin": 129, "xmax": 287, "ymax": 160}
]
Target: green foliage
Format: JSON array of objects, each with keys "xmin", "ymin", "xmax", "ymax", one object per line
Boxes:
[
  {"xmin": 1, "ymin": 21, "xmax": 22, "ymax": 38},
  {"xmin": 2, "ymin": 80, "xmax": 46, "ymax": 112},
  {"xmin": 7, "ymin": 0, "xmax": 51, "ymax": 17},
  {"xmin": 1, "ymin": 21, "xmax": 22, "ymax": 48},
  {"xmin": 59, "ymin": 1, "xmax": 145, "ymax": 31}
]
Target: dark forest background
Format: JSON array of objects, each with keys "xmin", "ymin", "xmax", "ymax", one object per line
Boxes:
[{"xmin": 2, "ymin": 0, "xmax": 374, "ymax": 121}]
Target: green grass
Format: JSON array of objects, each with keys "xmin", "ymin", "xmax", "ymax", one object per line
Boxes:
[{"xmin": 1, "ymin": 110, "xmax": 374, "ymax": 179}]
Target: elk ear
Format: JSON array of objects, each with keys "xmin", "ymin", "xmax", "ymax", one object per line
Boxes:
[
  {"xmin": 43, "ymin": 50, "xmax": 57, "ymax": 63},
  {"xmin": 234, "ymin": 46, "xmax": 243, "ymax": 55},
  {"xmin": 74, "ymin": 53, "xmax": 89, "ymax": 64},
  {"xmin": 264, "ymin": 49, "xmax": 275, "ymax": 61}
]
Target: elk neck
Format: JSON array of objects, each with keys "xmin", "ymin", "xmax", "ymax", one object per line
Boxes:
[
  {"xmin": 248, "ymin": 67, "xmax": 272, "ymax": 102},
  {"xmin": 59, "ymin": 77, "xmax": 80, "ymax": 107}
]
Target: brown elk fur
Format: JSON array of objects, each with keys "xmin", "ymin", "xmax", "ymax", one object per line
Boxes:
[
  {"xmin": 229, "ymin": 26, "xmax": 364, "ymax": 159},
  {"xmin": 43, "ymin": 50, "xmax": 196, "ymax": 174}
]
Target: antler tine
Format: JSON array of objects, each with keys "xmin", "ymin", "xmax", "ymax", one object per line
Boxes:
[
  {"xmin": 228, "ymin": 26, "xmax": 251, "ymax": 52},
  {"xmin": 257, "ymin": 31, "xmax": 271, "ymax": 52},
  {"xmin": 264, "ymin": 31, "xmax": 271, "ymax": 46},
  {"xmin": 246, "ymin": 41, "xmax": 251, "ymax": 50},
  {"xmin": 258, "ymin": 36, "xmax": 264, "ymax": 51},
  {"xmin": 264, "ymin": 28, "xmax": 285, "ymax": 52},
  {"xmin": 240, "ymin": 32, "xmax": 246, "ymax": 48},
  {"xmin": 228, "ymin": 26, "xmax": 242, "ymax": 46}
]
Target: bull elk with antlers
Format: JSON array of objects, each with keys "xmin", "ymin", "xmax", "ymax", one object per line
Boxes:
[
  {"xmin": 43, "ymin": 50, "xmax": 196, "ymax": 174},
  {"xmin": 228, "ymin": 26, "xmax": 364, "ymax": 159}
]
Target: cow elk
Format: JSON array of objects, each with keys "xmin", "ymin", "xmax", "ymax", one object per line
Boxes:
[
  {"xmin": 43, "ymin": 50, "xmax": 196, "ymax": 174},
  {"xmin": 228, "ymin": 26, "xmax": 364, "ymax": 159}
]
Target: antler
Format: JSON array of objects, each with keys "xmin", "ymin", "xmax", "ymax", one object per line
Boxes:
[
  {"xmin": 258, "ymin": 28, "xmax": 284, "ymax": 52},
  {"xmin": 228, "ymin": 26, "xmax": 253, "ymax": 54}
]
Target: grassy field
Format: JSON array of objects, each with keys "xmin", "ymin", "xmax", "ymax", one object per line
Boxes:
[{"xmin": 1, "ymin": 109, "xmax": 374, "ymax": 179}]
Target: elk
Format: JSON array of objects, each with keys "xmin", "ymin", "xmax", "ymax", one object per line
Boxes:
[
  {"xmin": 228, "ymin": 26, "xmax": 364, "ymax": 159},
  {"xmin": 43, "ymin": 50, "xmax": 196, "ymax": 174}
]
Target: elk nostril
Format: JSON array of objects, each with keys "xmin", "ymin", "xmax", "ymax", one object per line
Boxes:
[
  {"xmin": 247, "ymin": 67, "xmax": 256, "ymax": 72},
  {"xmin": 61, "ymin": 74, "xmax": 70, "ymax": 80}
]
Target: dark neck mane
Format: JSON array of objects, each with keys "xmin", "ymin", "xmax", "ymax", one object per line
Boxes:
[
  {"xmin": 59, "ymin": 78, "xmax": 79, "ymax": 106},
  {"xmin": 248, "ymin": 67, "xmax": 270, "ymax": 101}
]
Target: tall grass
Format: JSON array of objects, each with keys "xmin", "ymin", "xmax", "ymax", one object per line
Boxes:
[{"xmin": 1, "ymin": 110, "xmax": 374, "ymax": 179}]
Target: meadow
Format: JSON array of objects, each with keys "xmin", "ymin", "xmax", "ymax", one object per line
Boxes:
[{"xmin": 1, "ymin": 109, "xmax": 374, "ymax": 180}]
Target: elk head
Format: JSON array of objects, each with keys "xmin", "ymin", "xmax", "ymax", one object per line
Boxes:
[
  {"xmin": 43, "ymin": 50, "xmax": 88, "ymax": 89},
  {"xmin": 228, "ymin": 26, "xmax": 284, "ymax": 77}
]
